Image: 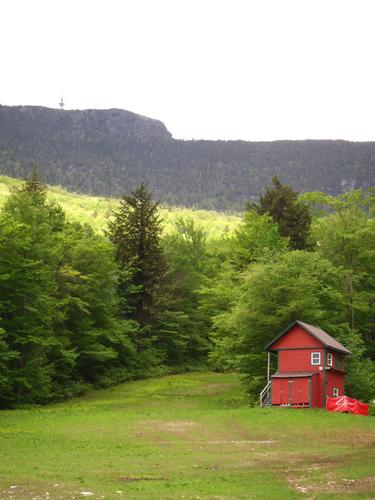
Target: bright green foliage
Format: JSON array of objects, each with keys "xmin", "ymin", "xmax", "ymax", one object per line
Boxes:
[
  {"xmin": 0, "ymin": 175, "xmax": 242, "ymax": 237},
  {"xmin": 0, "ymin": 171, "xmax": 374, "ymax": 407},
  {"xmin": 230, "ymin": 210, "xmax": 288, "ymax": 269},
  {"xmin": 160, "ymin": 218, "xmax": 212, "ymax": 366},
  {"xmin": 198, "ymin": 243, "xmax": 239, "ymax": 370},
  {"xmin": 0, "ymin": 201, "xmax": 60, "ymax": 403},
  {"xmin": 345, "ymin": 357, "xmax": 375, "ymax": 402},
  {"xmin": 207, "ymin": 209, "xmax": 290, "ymax": 373},
  {"xmin": 0, "ymin": 174, "xmax": 137, "ymax": 405},
  {"xmin": 54, "ymin": 223, "xmax": 136, "ymax": 392},
  {"xmin": 253, "ymin": 176, "xmax": 312, "ymax": 250},
  {"xmin": 210, "ymin": 251, "xmax": 353, "ymax": 400},
  {"xmin": 307, "ymin": 190, "xmax": 375, "ymax": 399},
  {"xmin": 313, "ymin": 191, "xmax": 375, "ymax": 357}
]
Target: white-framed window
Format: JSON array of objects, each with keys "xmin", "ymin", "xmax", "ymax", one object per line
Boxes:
[
  {"xmin": 311, "ymin": 352, "xmax": 321, "ymax": 365},
  {"xmin": 327, "ymin": 353, "xmax": 333, "ymax": 367},
  {"xmin": 333, "ymin": 387, "xmax": 339, "ymax": 397}
]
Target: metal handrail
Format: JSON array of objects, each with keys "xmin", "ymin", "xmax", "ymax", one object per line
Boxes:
[{"xmin": 259, "ymin": 380, "xmax": 272, "ymax": 406}]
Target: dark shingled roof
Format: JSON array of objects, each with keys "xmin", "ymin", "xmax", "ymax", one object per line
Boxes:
[{"xmin": 265, "ymin": 320, "xmax": 352, "ymax": 354}]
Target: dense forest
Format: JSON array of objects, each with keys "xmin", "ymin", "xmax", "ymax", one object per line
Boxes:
[
  {"xmin": 0, "ymin": 173, "xmax": 374, "ymax": 408},
  {"xmin": 1, "ymin": 105, "xmax": 375, "ymax": 210}
]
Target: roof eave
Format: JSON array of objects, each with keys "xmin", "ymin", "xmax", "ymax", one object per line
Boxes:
[
  {"xmin": 299, "ymin": 322, "xmax": 352, "ymax": 355},
  {"xmin": 264, "ymin": 320, "xmax": 352, "ymax": 355}
]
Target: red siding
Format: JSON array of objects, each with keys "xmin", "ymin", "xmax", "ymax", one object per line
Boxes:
[
  {"xmin": 326, "ymin": 370, "xmax": 345, "ymax": 400},
  {"xmin": 312, "ymin": 372, "xmax": 324, "ymax": 408},
  {"xmin": 272, "ymin": 325, "xmax": 322, "ymax": 350},
  {"xmin": 329, "ymin": 351, "xmax": 344, "ymax": 371},
  {"xmin": 292, "ymin": 378, "xmax": 310, "ymax": 405},
  {"xmin": 268, "ymin": 324, "xmax": 348, "ymax": 410},
  {"xmin": 272, "ymin": 379, "xmax": 290, "ymax": 405},
  {"xmin": 272, "ymin": 377, "xmax": 310, "ymax": 406},
  {"xmin": 279, "ymin": 348, "xmax": 325, "ymax": 372}
]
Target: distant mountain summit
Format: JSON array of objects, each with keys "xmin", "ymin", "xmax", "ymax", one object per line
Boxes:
[
  {"xmin": 0, "ymin": 104, "xmax": 374, "ymax": 210},
  {"xmin": 0, "ymin": 105, "xmax": 172, "ymax": 143}
]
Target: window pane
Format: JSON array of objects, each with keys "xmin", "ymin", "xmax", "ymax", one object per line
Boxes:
[{"xmin": 311, "ymin": 352, "xmax": 320, "ymax": 365}]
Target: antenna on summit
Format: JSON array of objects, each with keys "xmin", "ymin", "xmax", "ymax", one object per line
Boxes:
[{"xmin": 59, "ymin": 94, "xmax": 65, "ymax": 110}]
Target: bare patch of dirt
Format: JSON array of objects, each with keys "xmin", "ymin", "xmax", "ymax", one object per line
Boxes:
[
  {"xmin": 118, "ymin": 475, "xmax": 166, "ymax": 482},
  {"xmin": 283, "ymin": 460, "xmax": 375, "ymax": 498},
  {"xmin": 133, "ymin": 420, "xmax": 201, "ymax": 443},
  {"xmin": 287, "ymin": 475, "xmax": 375, "ymax": 497},
  {"xmin": 159, "ymin": 421, "xmax": 198, "ymax": 433},
  {"xmin": 204, "ymin": 439, "xmax": 275, "ymax": 446}
]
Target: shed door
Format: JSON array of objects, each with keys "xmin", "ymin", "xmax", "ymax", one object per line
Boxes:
[
  {"xmin": 272, "ymin": 379, "xmax": 290, "ymax": 405},
  {"xmin": 272, "ymin": 378, "xmax": 310, "ymax": 405},
  {"xmin": 291, "ymin": 378, "xmax": 310, "ymax": 405}
]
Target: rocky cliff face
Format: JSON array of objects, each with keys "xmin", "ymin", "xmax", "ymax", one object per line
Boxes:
[
  {"xmin": 0, "ymin": 104, "xmax": 374, "ymax": 210},
  {"xmin": 0, "ymin": 105, "xmax": 172, "ymax": 144}
]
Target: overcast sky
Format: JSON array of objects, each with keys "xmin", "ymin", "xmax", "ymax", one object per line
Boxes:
[{"xmin": 1, "ymin": 0, "xmax": 374, "ymax": 141}]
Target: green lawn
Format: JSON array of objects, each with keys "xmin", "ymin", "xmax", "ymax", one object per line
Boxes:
[{"xmin": 0, "ymin": 373, "xmax": 374, "ymax": 499}]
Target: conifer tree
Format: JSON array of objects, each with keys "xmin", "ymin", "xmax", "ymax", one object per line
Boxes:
[
  {"xmin": 20, "ymin": 166, "xmax": 47, "ymax": 206},
  {"xmin": 251, "ymin": 176, "xmax": 311, "ymax": 250},
  {"xmin": 107, "ymin": 184, "xmax": 165, "ymax": 346}
]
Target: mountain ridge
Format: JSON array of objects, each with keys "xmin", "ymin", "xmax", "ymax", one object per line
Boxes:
[{"xmin": 0, "ymin": 104, "xmax": 374, "ymax": 210}]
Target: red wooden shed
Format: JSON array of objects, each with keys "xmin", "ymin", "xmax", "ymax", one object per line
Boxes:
[{"xmin": 260, "ymin": 321, "xmax": 351, "ymax": 408}]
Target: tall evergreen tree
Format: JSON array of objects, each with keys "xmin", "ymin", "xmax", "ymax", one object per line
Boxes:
[
  {"xmin": 251, "ymin": 176, "xmax": 312, "ymax": 250},
  {"xmin": 107, "ymin": 184, "xmax": 165, "ymax": 347},
  {"xmin": 19, "ymin": 166, "xmax": 47, "ymax": 206}
]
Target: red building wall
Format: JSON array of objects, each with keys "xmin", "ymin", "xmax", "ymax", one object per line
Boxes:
[
  {"xmin": 272, "ymin": 376, "xmax": 312, "ymax": 406},
  {"xmin": 272, "ymin": 379, "xmax": 290, "ymax": 405},
  {"xmin": 292, "ymin": 378, "xmax": 310, "ymax": 404},
  {"xmin": 279, "ymin": 348, "xmax": 325, "ymax": 372},
  {"xmin": 326, "ymin": 370, "xmax": 345, "ymax": 399},
  {"xmin": 328, "ymin": 351, "xmax": 345, "ymax": 370},
  {"xmin": 269, "ymin": 324, "xmax": 348, "ymax": 409},
  {"xmin": 312, "ymin": 372, "xmax": 324, "ymax": 408},
  {"xmin": 272, "ymin": 325, "xmax": 322, "ymax": 349}
]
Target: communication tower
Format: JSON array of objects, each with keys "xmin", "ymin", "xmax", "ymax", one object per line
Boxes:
[{"xmin": 59, "ymin": 95, "xmax": 65, "ymax": 110}]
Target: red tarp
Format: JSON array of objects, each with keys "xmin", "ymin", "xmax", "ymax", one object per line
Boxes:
[{"xmin": 326, "ymin": 395, "xmax": 369, "ymax": 416}]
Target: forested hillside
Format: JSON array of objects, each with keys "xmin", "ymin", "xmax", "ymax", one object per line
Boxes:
[
  {"xmin": 1, "ymin": 105, "xmax": 375, "ymax": 210},
  {"xmin": 0, "ymin": 173, "xmax": 374, "ymax": 408}
]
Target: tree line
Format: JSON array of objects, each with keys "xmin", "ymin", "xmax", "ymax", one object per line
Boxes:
[
  {"xmin": 1, "ymin": 105, "xmax": 375, "ymax": 211},
  {"xmin": 0, "ymin": 173, "xmax": 374, "ymax": 407}
]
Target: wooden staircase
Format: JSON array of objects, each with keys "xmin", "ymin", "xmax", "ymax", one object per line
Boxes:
[{"xmin": 259, "ymin": 380, "xmax": 272, "ymax": 407}]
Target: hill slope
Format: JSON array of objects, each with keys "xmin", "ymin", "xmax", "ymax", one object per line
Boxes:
[
  {"xmin": 1, "ymin": 104, "xmax": 375, "ymax": 210},
  {"xmin": 0, "ymin": 372, "xmax": 374, "ymax": 498},
  {"xmin": 0, "ymin": 175, "xmax": 241, "ymax": 237}
]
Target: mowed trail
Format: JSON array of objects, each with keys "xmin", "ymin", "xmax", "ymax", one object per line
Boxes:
[{"xmin": 0, "ymin": 372, "xmax": 374, "ymax": 499}]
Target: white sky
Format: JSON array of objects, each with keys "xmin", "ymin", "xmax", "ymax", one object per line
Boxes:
[{"xmin": 1, "ymin": 0, "xmax": 375, "ymax": 141}]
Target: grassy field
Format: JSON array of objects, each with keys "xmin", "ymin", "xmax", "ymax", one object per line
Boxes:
[
  {"xmin": 0, "ymin": 176, "xmax": 241, "ymax": 238},
  {"xmin": 0, "ymin": 372, "xmax": 374, "ymax": 499}
]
